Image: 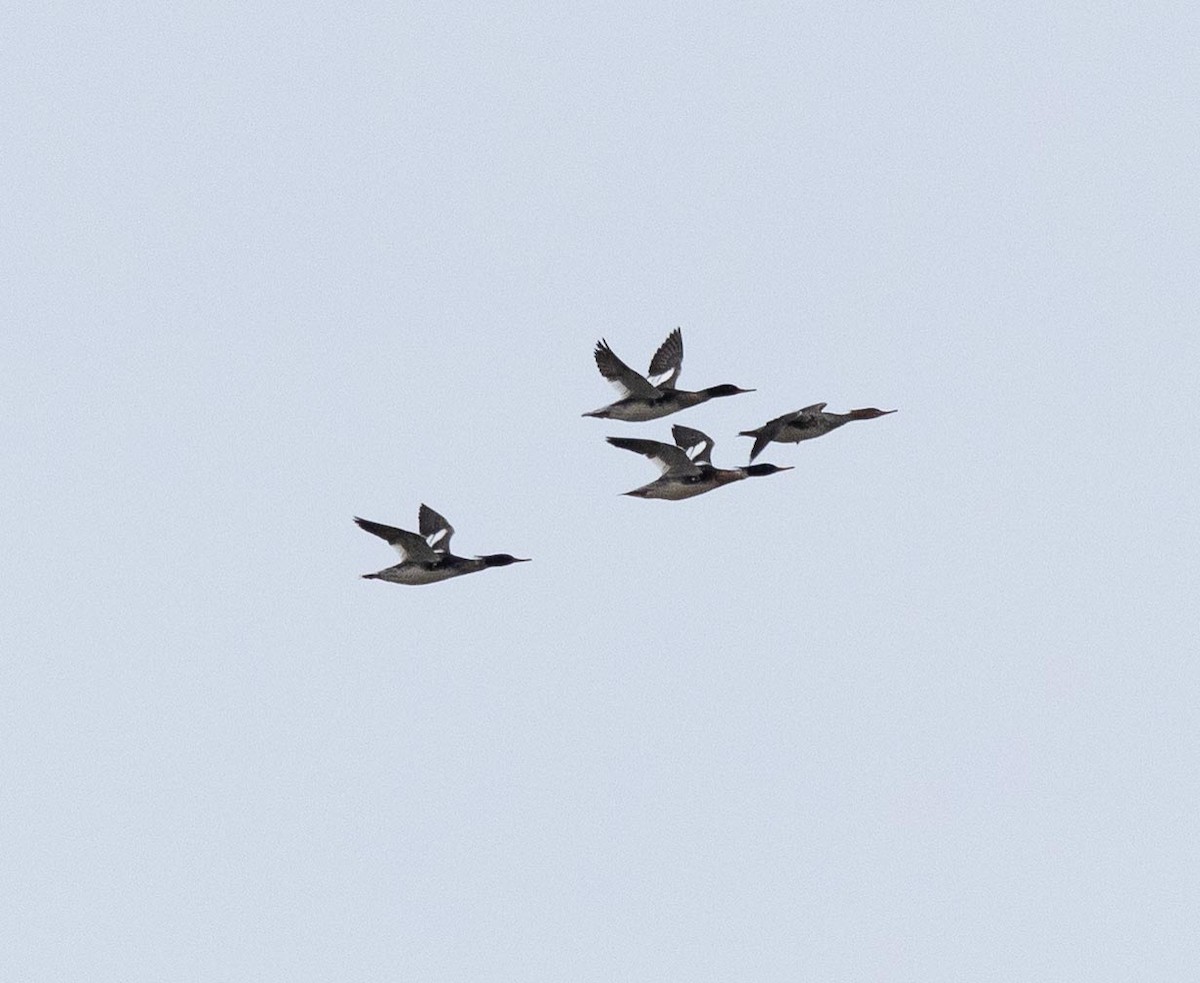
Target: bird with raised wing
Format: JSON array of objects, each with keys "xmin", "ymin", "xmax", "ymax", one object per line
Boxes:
[
  {"xmin": 354, "ymin": 505, "xmax": 530, "ymax": 585},
  {"xmin": 607, "ymin": 424, "xmax": 792, "ymax": 500},
  {"xmin": 582, "ymin": 328, "xmax": 753, "ymax": 421}
]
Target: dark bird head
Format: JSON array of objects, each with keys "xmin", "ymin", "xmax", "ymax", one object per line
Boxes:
[
  {"xmin": 478, "ymin": 553, "xmax": 532, "ymax": 567},
  {"xmin": 703, "ymin": 384, "xmax": 755, "ymax": 399},
  {"xmin": 745, "ymin": 463, "xmax": 793, "ymax": 477},
  {"xmin": 848, "ymin": 407, "xmax": 897, "ymax": 420}
]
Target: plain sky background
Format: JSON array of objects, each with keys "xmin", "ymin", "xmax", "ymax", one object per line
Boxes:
[{"xmin": 4, "ymin": 1, "xmax": 1198, "ymax": 980}]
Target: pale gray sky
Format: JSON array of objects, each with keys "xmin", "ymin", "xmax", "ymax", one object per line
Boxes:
[{"xmin": 4, "ymin": 1, "xmax": 1199, "ymax": 980}]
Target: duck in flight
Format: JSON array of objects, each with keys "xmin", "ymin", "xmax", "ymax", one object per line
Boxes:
[
  {"xmin": 739, "ymin": 403, "xmax": 897, "ymax": 462},
  {"xmin": 354, "ymin": 504, "xmax": 530, "ymax": 585},
  {"xmin": 607, "ymin": 424, "xmax": 792, "ymax": 500},
  {"xmin": 582, "ymin": 328, "xmax": 754, "ymax": 422}
]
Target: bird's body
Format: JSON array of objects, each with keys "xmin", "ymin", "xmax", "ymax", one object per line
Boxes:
[
  {"xmin": 583, "ymin": 328, "xmax": 753, "ymax": 421},
  {"xmin": 354, "ymin": 506, "xmax": 529, "ymax": 586},
  {"xmin": 740, "ymin": 404, "xmax": 896, "ymax": 461},
  {"xmin": 364, "ymin": 555, "xmax": 476, "ymax": 586},
  {"xmin": 608, "ymin": 424, "xmax": 792, "ymax": 500}
]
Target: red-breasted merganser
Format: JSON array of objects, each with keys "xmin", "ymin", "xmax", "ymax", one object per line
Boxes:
[
  {"xmin": 354, "ymin": 505, "xmax": 530, "ymax": 585},
  {"xmin": 739, "ymin": 403, "xmax": 897, "ymax": 461},
  {"xmin": 607, "ymin": 424, "xmax": 793, "ymax": 500},
  {"xmin": 582, "ymin": 327, "xmax": 754, "ymax": 421}
]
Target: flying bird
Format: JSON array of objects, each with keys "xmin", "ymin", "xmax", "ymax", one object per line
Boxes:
[
  {"xmin": 582, "ymin": 328, "xmax": 753, "ymax": 421},
  {"xmin": 354, "ymin": 505, "xmax": 530, "ymax": 585},
  {"xmin": 607, "ymin": 424, "xmax": 792, "ymax": 500},
  {"xmin": 739, "ymin": 403, "xmax": 896, "ymax": 462}
]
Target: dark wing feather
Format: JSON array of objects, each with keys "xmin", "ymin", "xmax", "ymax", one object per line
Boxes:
[
  {"xmin": 594, "ymin": 340, "xmax": 661, "ymax": 398},
  {"xmin": 749, "ymin": 431, "xmax": 777, "ymax": 463},
  {"xmin": 647, "ymin": 327, "xmax": 683, "ymax": 389},
  {"xmin": 354, "ymin": 516, "xmax": 438, "ymax": 562},
  {"xmin": 418, "ymin": 504, "xmax": 455, "ymax": 552},
  {"xmin": 670, "ymin": 424, "xmax": 715, "ymax": 465},
  {"xmin": 607, "ymin": 436, "xmax": 700, "ymax": 476}
]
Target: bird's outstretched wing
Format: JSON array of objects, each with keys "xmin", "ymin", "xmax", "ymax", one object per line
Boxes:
[
  {"xmin": 606, "ymin": 436, "xmax": 701, "ymax": 477},
  {"xmin": 354, "ymin": 517, "xmax": 439, "ymax": 562},
  {"xmin": 594, "ymin": 340, "xmax": 662, "ymax": 399}
]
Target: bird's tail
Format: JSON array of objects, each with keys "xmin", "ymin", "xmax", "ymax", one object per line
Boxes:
[{"xmin": 737, "ymin": 427, "xmax": 773, "ymax": 463}]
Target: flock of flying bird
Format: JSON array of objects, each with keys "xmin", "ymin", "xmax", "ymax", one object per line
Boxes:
[{"xmin": 355, "ymin": 328, "xmax": 895, "ymax": 585}]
